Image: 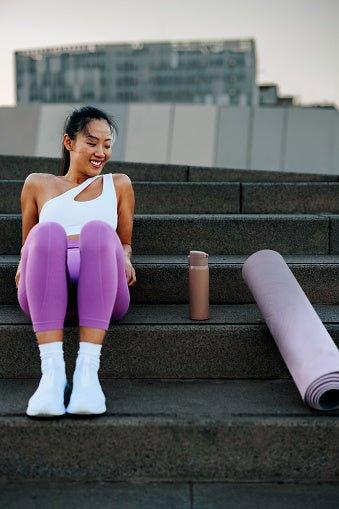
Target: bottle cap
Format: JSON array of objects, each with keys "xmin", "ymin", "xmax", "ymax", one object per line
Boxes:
[{"xmin": 188, "ymin": 250, "xmax": 209, "ymax": 266}]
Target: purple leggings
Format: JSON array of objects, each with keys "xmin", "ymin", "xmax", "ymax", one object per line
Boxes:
[{"xmin": 17, "ymin": 220, "xmax": 130, "ymax": 332}]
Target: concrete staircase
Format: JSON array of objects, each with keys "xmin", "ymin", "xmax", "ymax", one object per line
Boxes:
[{"xmin": 0, "ymin": 155, "xmax": 338, "ymax": 507}]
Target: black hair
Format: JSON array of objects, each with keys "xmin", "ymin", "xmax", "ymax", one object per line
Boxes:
[{"xmin": 60, "ymin": 105, "xmax": 118, "ymax": 176}]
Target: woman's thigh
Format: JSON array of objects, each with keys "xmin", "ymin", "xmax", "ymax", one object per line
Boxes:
[
  {"xmin": 66, "ymin": 235, "xmax": 130, "ymax": 321},
  {"xmin": 17, "ymin": 222, "xmax": 70, "ymax": 319}
]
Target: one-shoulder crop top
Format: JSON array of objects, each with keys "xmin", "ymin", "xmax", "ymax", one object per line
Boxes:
[{"xmin": 39, "ymin": 173, "xmax": 118, "ymax": 235}]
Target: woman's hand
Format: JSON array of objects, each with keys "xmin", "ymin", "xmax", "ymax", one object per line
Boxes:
[
  {"xmin": 15, "ymin": 267, "xmax": 21, "ymax": 289},
  {"xmin": 125, "ymin": 256, "xmax": 136, "ymax": 286}
]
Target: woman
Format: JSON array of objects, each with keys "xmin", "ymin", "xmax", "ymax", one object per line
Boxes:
[{"xmin": 15, "ymin": 105, "xmax": 136, "ymax": 417}]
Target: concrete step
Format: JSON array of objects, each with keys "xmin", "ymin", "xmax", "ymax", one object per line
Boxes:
[
  {"xmin": 242, "ymin": 182, "xmax": 339, "ymax": 214},
  {"xmin": 2, "ymin": 254, "xmax": 339, "ymax": 305},
  {"xmin": 0, "ymin": 157, "xmax": 186, "ymax": 182},
  {"xmin": 1, "ymin": 214, "xmax": 337, "ymax": 255},
  {"xmin": 1, "ymin": 155, "xmax": 338, "ymax": 181},
  {"xmin": 188, "ymin": 164, "xmax": 339, "ymax": 183},
  {"xmin": 1, "ymin": 303, "xmax": 338, "ymax": 379},
  {"xmin": 0, "ymin": 378, "xmax": 338, "ymax": 482},
  {"xmin": 2, "ymin": 180, "xmax": 339, "ymax": 214},
  {"xmin": 5, "ymin": 180, "xmax": 243, "ymax": 214},
  {"xmin": 1, "ymin": 480, "xmax": 339, "ymax": 509}
]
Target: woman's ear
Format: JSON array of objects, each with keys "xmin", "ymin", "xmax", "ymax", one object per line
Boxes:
[{"xmin": 63, "ymin": 133, "xmax": 73, "ymax": 152}]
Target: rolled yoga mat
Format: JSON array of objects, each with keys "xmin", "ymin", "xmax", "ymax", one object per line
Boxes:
[{"xmin": 242, "ymin": 249, "xmax": 339, "ymax": 411}]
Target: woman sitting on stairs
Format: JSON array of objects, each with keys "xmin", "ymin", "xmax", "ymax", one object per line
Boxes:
[{"xmin": 15, "ymin": 105, "xmax": 136, "ymax": 417}]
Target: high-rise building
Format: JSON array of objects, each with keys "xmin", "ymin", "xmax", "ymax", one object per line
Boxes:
[{"xmin": 15, "ymin": 39, "xmax": 258, "ymax": 106}]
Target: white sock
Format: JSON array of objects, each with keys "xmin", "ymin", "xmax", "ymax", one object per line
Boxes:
[
  {"xmin": 66, "ymin": 341, "xmax": 106, "ymax": 415},
  {"xmin": 26, "ymin": 341, "xmax": 68, "ymax": 417}
]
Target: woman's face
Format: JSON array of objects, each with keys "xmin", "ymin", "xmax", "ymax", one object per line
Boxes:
[{"xmin": 64, "ymin": 119, "xmax": 113, "ymax": 175}]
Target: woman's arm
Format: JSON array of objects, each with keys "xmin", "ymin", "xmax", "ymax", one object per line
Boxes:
[
  {"xmin": 15, "ymin": 174, "xmax": 39, "ymax": 289},
  {"xmin": 18, "ymin": 174, "xmax": 39, "ymax": 265},
  {"xmin": 116, "ymin": 174, "xmax": 135, "ymax": 259}
]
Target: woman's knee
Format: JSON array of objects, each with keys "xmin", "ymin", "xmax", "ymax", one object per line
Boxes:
[
  {"xmin": 112, "ymin": 301, "xmax": 130, "ymax": 321},
  {"xmin": 29, "ymin": 222, "xmax": 67, "ymax": 253},
  {"xmin": 80, "ymin": 220, "xmax": 118, "ymax": 251}
]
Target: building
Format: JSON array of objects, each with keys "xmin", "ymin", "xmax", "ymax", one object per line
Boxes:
[
  {"xmin": 259, "ymin": 84, "xmax": 278, "ymax": 105},
  {"xmin": 258, "ymin": 83, "xmax": 337, "ymax": 110},
  {"xmin": 15, "ymin": 39, "xmax": 258, "ymax": 107},
  {"xmin": 259, "ymin": 84, "xmax": 295, "ymax": 107}
]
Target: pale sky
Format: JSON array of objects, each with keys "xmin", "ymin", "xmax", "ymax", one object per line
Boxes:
[{"xmin": 1, "ymin": 0, "xmax": 338, "ymax": 107}]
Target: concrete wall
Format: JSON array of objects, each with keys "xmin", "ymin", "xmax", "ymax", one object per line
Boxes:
[
  {"xmin": 125, "ymin": 103, "xmax": 172, "ymax": 164},
  {"xmin": 170, "ymin": 104, "xmax": 217, "ymax": 166},
  {"xmin": 250, "ymin": 107, "xmax": 286, "ymax": 171},
  {"xmin": 333, "ymin": 113, "xmax": 339, "ymax": 174},
  {"xmin": 284, "ymin": 107, "xmax": 335, "ymax": 173},
  {"xmin": 0, "ymin": 102, "xmax": 338, "ymax": 175},
  {"xmin": 216, "ymin": 106, "xmax": 250, "ymax": 169},
  {"xmin": 0, "ymin": 104, "xmax": 40, "ymax": 156},
  {"xmin": 35, "ymin": 103, "xmax": 76, "ymax": 157}
]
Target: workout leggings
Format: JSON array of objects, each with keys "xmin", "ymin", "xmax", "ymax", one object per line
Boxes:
[{"xmin": 17, "ymin": 220, "xmax": 130, "ymax": 332}]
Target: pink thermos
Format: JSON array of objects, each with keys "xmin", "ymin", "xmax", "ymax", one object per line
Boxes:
[{"xmin": 188, "ymin": 250, "xmax": 209, "ymax": 320}]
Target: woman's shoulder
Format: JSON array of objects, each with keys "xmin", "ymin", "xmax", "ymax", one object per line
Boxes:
[
  {"xmin": 112, "ymin": 173, "xmax": 132, "ymax": 200},
  {"xmin": 23, "ymin": 172, "xmax": 53, "ymax": 193},
  {"xmin": 113, "ymin": 173, "xmax": 132, "ymax": 185},
  {"xmin": 26, "ymin": 172, "xmax": 54, "ymax": 183},
  {"xmin": 24, "ymin": 172, "xmax": 49, "ymax": 183}
]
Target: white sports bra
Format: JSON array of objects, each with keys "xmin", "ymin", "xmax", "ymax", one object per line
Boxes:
[{"xmin": 39, "ymin": 173, "xmax": 118, "ymax": 235}]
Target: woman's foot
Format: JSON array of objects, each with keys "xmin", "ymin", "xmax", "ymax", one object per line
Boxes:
[
  {"xmin": 66, "ymin": 357, "xmax": 106, "ymax": 415},
  {"xmin": 26, "ymin": 341, "xmax": 68, "ymax": 417},
  {"xmin": 66, "ymin": 342, "xmax": 106, "ymax": 415},
  {"xmin": 26, "ymin": 361, "xmax": 68, "ymax": 417}
]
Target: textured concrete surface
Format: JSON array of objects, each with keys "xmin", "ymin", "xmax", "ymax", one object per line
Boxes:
[
  {"xmin": 194, "ymin": 482, "xmax": 339, "ymax": 509},
  {"xmin": 0, "ymin": 480, "xmax": 190, "ymax": 509},
  {"xmin": 132, "ymin": 214, "xmax": 330, "ymax": 255},
  {"xmin": 2, "ymin": 181, "xmax": 242, "ymax": 215},
  {"xmin": 3, "ymin": 302, "xmax": 338, "ymax": 326},
  {"xmin": 5, "ymin": 254, "xmax": 339, "ymax": 264},
  {"xmin": 4, "ymin": 180, "xmax": 339, "ymax": 215},
  {"xmin": 1, "ymin": 155, "xmax": 337, "ymax": 182},
  {"xmin": 188, "ymin": 165, "xmax": 338, "ymax": 182},
  {"xmin": 0, "ymin": 303, "xmax": 338, "ymax": 379},
  {"xmin": 0, "ymin": 480, "xmax": 339, "ymax": 509},
  {"xmin": 0, "ymin": 214, "xmax": 332, "ymax": 255},
  {"xmin": 0, "ymin": 156, "xmax": 189, "ymax": 181},
  {"xmin": 242, "ymin": 182, "xmax": 339, "ymax": 214},
  {"xmin": 2, "ymin": 378, "xmax": 339, "ymax": 416},
  {"xmin": 331, "ymin": 216, "xmax": 339, "ymax": 254},
  {"xmin": 0, "ymin": 379, "xmax": 338, "ymax": 482},
  {"xmin": 2, "ymin": 255, "xmax": 339, "ymax": 304}
]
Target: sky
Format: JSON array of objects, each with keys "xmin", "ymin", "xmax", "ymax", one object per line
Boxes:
[{"xmin": 1, "ymin": 0, "xmax": 338, "ymax": 107}]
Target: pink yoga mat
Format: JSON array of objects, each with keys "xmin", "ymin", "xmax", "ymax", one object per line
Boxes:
[{"xmin": 242, "ymin": 249, "xmax": 339, "ymax": 411}]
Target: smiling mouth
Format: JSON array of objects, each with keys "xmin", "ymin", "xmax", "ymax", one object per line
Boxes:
[{"xmin": 90, "ymin": 160, "xmax": 104, "ymax": 168}]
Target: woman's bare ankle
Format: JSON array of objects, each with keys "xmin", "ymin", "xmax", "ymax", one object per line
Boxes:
[{"xmin": 36, "ymin": 330, "xmax": 63, "ymax": 344}]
